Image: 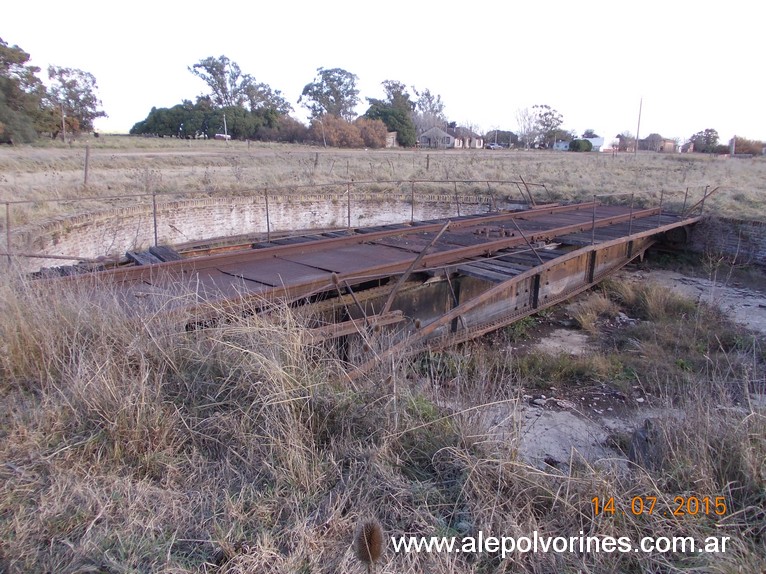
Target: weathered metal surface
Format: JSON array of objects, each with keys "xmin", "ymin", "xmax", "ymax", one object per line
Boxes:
[{"xmin": 52, "ymin": 202, "xmax": 701, "ymax": 368}]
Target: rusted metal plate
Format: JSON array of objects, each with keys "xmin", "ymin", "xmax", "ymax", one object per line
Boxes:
[
  {"xmin": 277, "ymin": 243, "xmax": 414, "ymax": 274},
  {"xmin": 216, "ymin": 259, "xmax": 330, "ymax": 287}
]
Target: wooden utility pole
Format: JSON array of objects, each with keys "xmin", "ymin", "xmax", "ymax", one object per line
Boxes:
[{"xmin": 61, "ymin": 104, "xmax": 66, "ymax": 143}]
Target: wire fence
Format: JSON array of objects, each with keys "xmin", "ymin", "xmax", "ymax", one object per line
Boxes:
[{"xmin": 1, "ymin": 179, "xmax": 712, "ymax": 268}]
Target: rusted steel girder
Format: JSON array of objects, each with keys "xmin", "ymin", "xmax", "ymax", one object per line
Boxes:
[{"xmin": 350, "ymin": 217, "xmax": 700, "ymax": 378}]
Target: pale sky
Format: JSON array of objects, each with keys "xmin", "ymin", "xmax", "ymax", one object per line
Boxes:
[{"xmin": 5, "ymin": 1, "xmax": 763, "ymax": 144}]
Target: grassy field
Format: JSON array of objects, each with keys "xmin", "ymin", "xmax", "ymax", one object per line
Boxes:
[
  {"xmin": 1, "ymin": 138, "xmax": 765, "ymax": 573},
  {"xmin": 1, "ymin": 136, "xmax": 765, "ymax": 230}
]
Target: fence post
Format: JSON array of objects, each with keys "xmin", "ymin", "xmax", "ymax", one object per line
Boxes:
[
  {"xmin": 486, "ymin": 181, "xmax": 497, "ymax": 212},
  {"xmin": 454, "ymin": 181, "xmax": 461, "ymax": 217},
  {"xmin": 347, "ymin": 181, "xmax": 352, "ymax": 229},
  {"xmin": 628, "ymin": 193, "xmax": 634, "ymax": 236},
  {"xmin": 152, "ymin": 190, "xmax": 158, "ymax": 247},
  {"xmin": 5, "ymin": 202, "xmax": 11, "ymax": 265},
  {"xmin": 83, "ymin": 144, "xmax": 90, "ymax": 187},
  {"xmin": 682, "ymin": 187, "xmax": 689, "ymax": 214},
  {"xmin": 657, "ymin": 189, "xmax": 664, "ymax": 227},
  {"xmin": 700, "ymin": 185, "xmax": 709, "ymax": 215},
  {"xmin": 410, "ymin": 181, "xmax": 415, "ymax": 223}
]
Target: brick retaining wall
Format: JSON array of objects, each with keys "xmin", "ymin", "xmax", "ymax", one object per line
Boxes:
[{"xmin": 688, "ymin": 216, "xmax": 766, "ymax": 265}]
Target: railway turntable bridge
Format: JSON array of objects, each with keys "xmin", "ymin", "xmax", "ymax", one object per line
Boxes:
[{"xmin": 56, "ymin": 198, "xmax": 703, "ymax": 373}]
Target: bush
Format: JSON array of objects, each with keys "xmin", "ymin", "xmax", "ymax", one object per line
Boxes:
[
  {"xmin": 254, "ymin": 115, "xmax": 309, "ymax": 143},
  {"xmin": 309, "ymin": 114, "xmax": 364, "ymax": 148},
  {"xmin": 569, "ymin": 139, "xmax": 593, "ymax": 152},
  {"xmin": 732, "ymin": 136, "xmax": 764, "ymax": 156},
  {"xmin": 354, "ymin": 117, "xmax": 387, "ymax": 148}
]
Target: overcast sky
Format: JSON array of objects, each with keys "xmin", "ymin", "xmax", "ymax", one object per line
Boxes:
[{"xmin": 5, "ymin": 1, "xmax": 762, "ymax": 144}]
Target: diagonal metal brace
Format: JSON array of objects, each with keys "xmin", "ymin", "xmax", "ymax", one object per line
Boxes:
[
  {"xmin": 378, "ymin": 221, "xmax": 451, "ymax": 318},
  {"xmin": 509, "ymin": 218, "xmax": 545, "ymax": 265}
]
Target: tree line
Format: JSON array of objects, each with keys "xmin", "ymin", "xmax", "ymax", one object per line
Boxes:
[
  {"xmin": 686, "ymin": 129, "xmax": 763, "ymax": 155},
  {"xmin": 4, "ymin": 39, "xmax": 762, "ymax": 153},
  {"xmin": 130, "ymin": 56, "xmax": 587, "ymax": 150},
  {"xmin": 0, "ymin": 37, "xmax": 106, "ymax": 143},
  {"xmin": 130, "ymin": 58, "xmax": 451, "ymax": 148}
]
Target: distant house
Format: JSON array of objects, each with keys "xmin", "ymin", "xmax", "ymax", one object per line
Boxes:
[
  {"xmin": 385, "ymin": 132, "xmax": 398, "ymax": 148},
  {"xmin": 553, "ymin": 140, "xmax": 570, "ymax": 151},
  {"xmin": 639, "ymin": 134, "xmax": 677, "ymax": 153},
  {"xmin": 419, "ymin": 126, "xmax": 456, "ymax": 149},
  {"xmin": 419, "ymin": 126, "xmax": 484, "ymax": 149},
  {"xmin": 450, "ymin": 126, "xmax": 484, "ymax": 149},
  {"xmin": 586, "ymin": 137, "xmax": 605, "ymax": 152},
  {"xmin": 615, "ymin": 134, "xmax": 635, "ymax": 152}
]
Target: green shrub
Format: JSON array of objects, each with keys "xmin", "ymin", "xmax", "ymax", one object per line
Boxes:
[{"xmin": 569, "ymin": 139, "xmax": 593, "ymax": 152}]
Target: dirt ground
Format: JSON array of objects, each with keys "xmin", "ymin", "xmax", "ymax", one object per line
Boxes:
[
  {"xmin": 481, "ymin": 264, "xmax": 766, "ymax": 472},
  {"xmin": 629, "ymin": 268, "xmax": 766, "ymax": 336}
]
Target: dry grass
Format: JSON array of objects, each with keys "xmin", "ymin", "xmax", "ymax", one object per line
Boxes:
[
  {"xmin": 1, "ymin": 137, "xmax": 765, "ymax": 231},
  {"xmin": 568, "ymin": 292, "xmax": 620, "ymax": 334},
  {"xmin": 1, "ymin": 267, "xmax": 764, "ymax": 573}
]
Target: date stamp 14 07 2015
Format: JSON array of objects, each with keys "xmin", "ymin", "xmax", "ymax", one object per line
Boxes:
[{"xmin": 591, "ymin": 496, "xmax": 727, "ymax": 517}]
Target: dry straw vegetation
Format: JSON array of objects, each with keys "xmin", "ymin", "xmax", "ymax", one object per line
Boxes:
[
  {"xmin": 1, "ymin": 135, "xmax": 765, "ymax": 231},
  {"xmin": 1, "ymin": 138, "xmax": 765, "ymax": 573}
]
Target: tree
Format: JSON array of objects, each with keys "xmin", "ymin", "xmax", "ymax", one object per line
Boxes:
[
  {"xmin": 640, "ymin": 133, "xmax": 664, "ymax": 152},
  {"xmin": 483, "ymin": 129, "xmax": 518, "ymax": 148},
  {"xmin": 189, "ymin": 55, "xmax": 248, "ymax": 108},
  {"xmin": 731, "ymin": 136, "xmax": 763, "ymax": 156},
  {"xmin": 308, "ymin": 114, "xmax": 363, "ymax": 147},
  {"xmin": 251, "ymin": 114, "xmax": 308, "ymax": 143},
  {"xmin": 131, "ymin": 97, "xmax": 280, "ymax": 141},
  {"xmin": 299, "ymin": 67, "xmax": 359, "ymax": 121},
  {"xmin": 615, "ymin": 132, "xmax": 635, "ymax": 152},
  {"xmin": 532, "ymin": 104, "xmax": 563, "ymax": 148},
  {"xmin": 569, "ymin": 139, "xmax": 593, "ymax": 152},
  {"xmin": 0, "ymin": 37, "xmax": 45, "ymax": 142},
  {"xmin": 515, "ymin": 107, "xmax": 538, "ymax": 149},
  {"xmin": 412, "ymin": 87, "xmax": 446, "ymax": 133},
  {"xmin": 242, "ymin": 82, "xmax": 292, "ymax": 115},
  {"xmin": 354, "ymin": 117, "xmax": 388, "ymax": 148},
  {"xmin": 189, "ymin": 55, "xmax": 291, "ymax": 114},
  {"xmin": 688, "ymin": 129, "xmax": 719, "ymax": 153},
  {"xmin": 131, "ymin": 104, "xmax": 195, "ymax": 137},
  {"xmin": 381, "ymin": 80, "xmax": 414, "ymax": 112},
  {"xmin": 46, "ymin": 65, "xmax": 106, "ymax": 135},
  {"xmin": 363, "ymin": 80, "xmax": 417, "ymax": 146},
  {"xmin": 550, "ymin": 128, "xmax": 576, "ymax": 144},
  {"xmin": 582, "ymin": 129, "xmax": 599, "ymax": 139}
]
